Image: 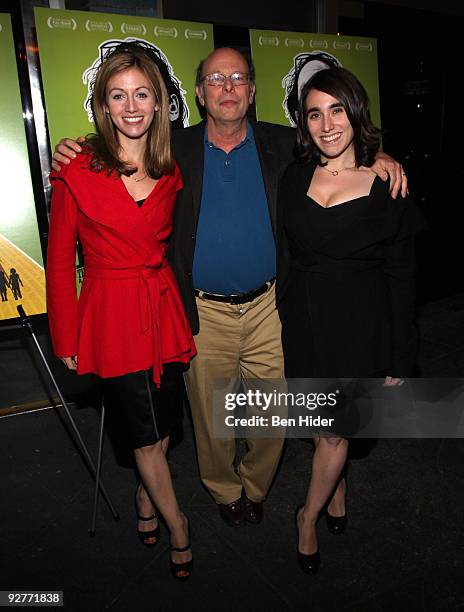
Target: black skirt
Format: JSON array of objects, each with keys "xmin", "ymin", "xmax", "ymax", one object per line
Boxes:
[{"xmin": 101, "ymin": 363, "xmax": 186, "ymax": 449}]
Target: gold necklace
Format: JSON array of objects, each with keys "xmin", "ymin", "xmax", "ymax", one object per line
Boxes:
[
  {"xmin": 129, "ymin": 173, "xmax": 148, "ymax": 182},
  {"xmin": 321, "ymin": 164, "xmax": 356, "ymax": 177}
]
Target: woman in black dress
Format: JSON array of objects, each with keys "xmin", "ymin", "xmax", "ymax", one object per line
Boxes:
[{"xmin": 276, "ymin": 67, "xmax": 425, "ymax": 574}]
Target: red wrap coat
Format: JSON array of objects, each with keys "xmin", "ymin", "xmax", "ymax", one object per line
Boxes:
[{"xmin": 46, "ymin": 153, "xmax": 196, "ymax": 384}]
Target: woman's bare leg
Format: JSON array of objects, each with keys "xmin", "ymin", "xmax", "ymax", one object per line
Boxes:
[
  {"xmin": 134, "ymin": 438, "xmax": 191, "ymax": 574},
  {"xmin": 298, "ymin": 437, "xmax": 348, "ymax": 554},
  {"xmin": 135, "ymin": 436, "xmax": 170, "ymax": 544},
  {"xmin": 327, "ymin": 475, "xmax": 347, "ymax": 517}
]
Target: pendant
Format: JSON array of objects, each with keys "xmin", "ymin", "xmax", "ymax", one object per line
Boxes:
[{"xmin": 331, "ymin": 170, "xmax": 339, "ymax": 176}]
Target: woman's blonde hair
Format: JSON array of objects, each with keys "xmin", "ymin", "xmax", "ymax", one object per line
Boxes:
[{"xmin": 86, "ymin": 41, "xmax": 174, "ymax": 178}]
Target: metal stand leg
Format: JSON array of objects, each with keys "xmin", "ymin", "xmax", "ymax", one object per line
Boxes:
[
  {"xmin": 15, "ymin": 306, "xmax": 120, "ymax": 528},
  {"xmin": 90, "ymin": 401, "xmax": 106, "ymax": 536}
]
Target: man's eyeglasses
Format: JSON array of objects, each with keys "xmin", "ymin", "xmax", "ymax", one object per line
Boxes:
[{"xmin": 200, "ymin": 72, "xmax": 250, "ymax": 87}]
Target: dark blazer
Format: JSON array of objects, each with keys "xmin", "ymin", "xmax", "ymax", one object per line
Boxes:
[{"xmin": 168, "ymin": 120, "xmax": 296, "ymax": 334}]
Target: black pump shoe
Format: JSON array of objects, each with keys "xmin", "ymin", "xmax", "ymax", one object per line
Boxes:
[
  {"xmin": 325, "ymin": 511, "xmax": 347, "ymax": 535},
  {"xmin": 295, "ymin": 505, "xmax": 320, "ymax": 575}
]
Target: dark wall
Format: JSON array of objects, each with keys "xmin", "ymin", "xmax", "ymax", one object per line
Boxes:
[
  {"xmin": 162, "ymin": 0, "xmax": 317, "ymax": 31},
  {"xmin": 340, "ymin": 3, "xmax": 464, "ymax": 303},
  {"xmin": 366, "ymin": 0, "xmax": 464, "ymax": 17}
]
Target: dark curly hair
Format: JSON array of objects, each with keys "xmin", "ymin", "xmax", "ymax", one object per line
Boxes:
[{"xmin": 296, "ymin": 67, "xmax": 382, "ymax": 167}]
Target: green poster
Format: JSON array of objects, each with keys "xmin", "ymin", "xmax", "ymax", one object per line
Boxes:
[
  {"xmin": 250, "ymin": 30, "xmax": 380, "ymax": 129},
  {"xmin": 34, "ymin": 7, "xmax": 214, "ymax": 147},
  {"xmin": 0, "ymin": 13, "xmax": 46, "ymax": 321}
]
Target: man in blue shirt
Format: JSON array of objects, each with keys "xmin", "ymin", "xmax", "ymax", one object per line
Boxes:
[{"xmin": 169, "ymin": 49, "xmax": 295, "ymax": 527}]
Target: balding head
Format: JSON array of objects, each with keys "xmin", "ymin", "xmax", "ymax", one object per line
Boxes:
[
  {"xmin": 194, "ymin": 47, "xmax": 256, "ymax": 133},
  {"xmin": 195, "ymin": 47, "xmax": 255, "ymax": 88}
]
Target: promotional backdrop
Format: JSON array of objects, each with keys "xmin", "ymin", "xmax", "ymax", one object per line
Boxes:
[
  {"xmin": 250, "ymin": 29, "xmax": 380, "ymax": 129},
  {"xmin": 34, "ymin": 8, "xmax": 214, "ymax": 296},
  {"xmin": 35, "ymin": 7, "xmax": 214, "ymax": 147},
  {"xmin": 0, "ymin": 13, "xmax": 46, "ymax": 322}
]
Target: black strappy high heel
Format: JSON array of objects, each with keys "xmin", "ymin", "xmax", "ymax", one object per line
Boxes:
[
  {"xmin": 170, "ymin": 517, "xmax": 193, "ymax": 581},
  {"xmin": 135, "ymin": 487, "xmax": 160, "ymax": 547}
]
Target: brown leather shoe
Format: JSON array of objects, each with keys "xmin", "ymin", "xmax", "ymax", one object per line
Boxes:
[
  {"xmin": 218, "ymin": 498, "xmax": 245, "ymax": 528},
  {"xmin": 242, "ymin": 491, "xmax": 263, "ymax": 524}
]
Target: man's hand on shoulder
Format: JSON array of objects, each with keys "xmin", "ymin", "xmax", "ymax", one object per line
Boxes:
[
  {"xmin": 371, "ymin": 151, "xmax": 408, "ymax": 199},
  {"xmin": 51, "ymin": 136, "xmax": 86, "ymax": 172}
]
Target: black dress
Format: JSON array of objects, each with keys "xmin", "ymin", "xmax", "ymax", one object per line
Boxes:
[{"xmin": 277, "ymin": 161, "xmax": 426, "ymax": 379}]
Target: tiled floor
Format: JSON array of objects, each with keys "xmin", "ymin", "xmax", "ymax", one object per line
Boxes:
[{"xmin": 1, "ymin": 294, "xmax": 464, "ymax": 611}]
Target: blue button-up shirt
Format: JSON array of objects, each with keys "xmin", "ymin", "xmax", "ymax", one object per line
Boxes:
[{"xmin": 192, "ymin": 123, "xmax": 276, "ymax": 294}]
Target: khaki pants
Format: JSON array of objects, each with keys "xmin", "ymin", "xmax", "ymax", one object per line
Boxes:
[{"xmin": 184, "ymin": 284, "xmax": 285, "ymax": 505}]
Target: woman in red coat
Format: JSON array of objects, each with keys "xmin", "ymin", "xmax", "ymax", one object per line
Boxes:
[{"xmin": 46, "ymin": 42, "xmax": 196, "ymax": 580}]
